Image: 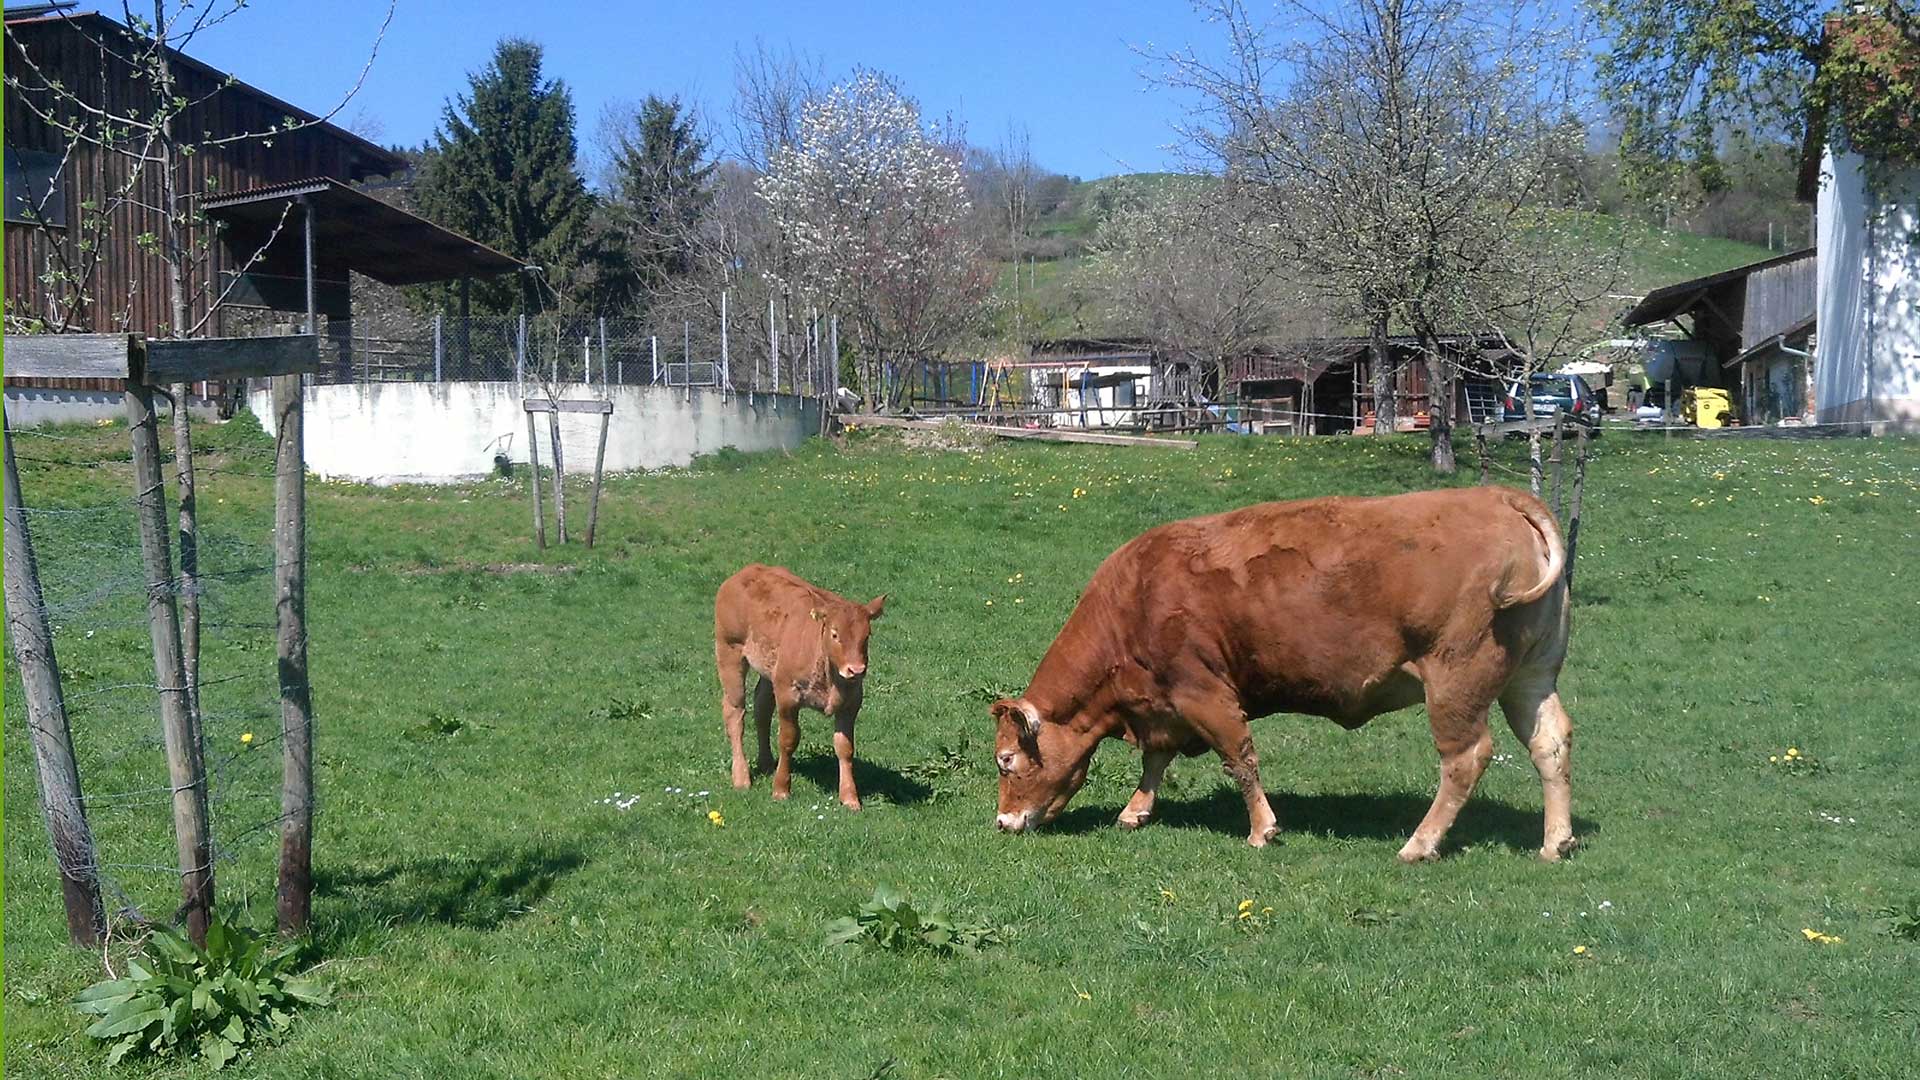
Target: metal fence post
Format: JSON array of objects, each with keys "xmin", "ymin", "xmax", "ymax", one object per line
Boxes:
[
  {"xmin": 721, "ymin": 291, "xmax": 731, "ymax": 397},
  {"xmin": 651, "ymin": 335, "xmax": 658, "ymax": 385},
  {"xmin": 433, "ymin": 314, "xmax": 443, "ymax": 383},
  {"xmin": 599, "ymin": 318, "xmax": 609, "ymax": 391},
  {"xmin": 516, "ymin": 313, "xmax": 527, "ymax": 386}
]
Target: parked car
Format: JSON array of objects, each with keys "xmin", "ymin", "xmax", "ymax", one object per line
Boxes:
[{"xmin": 1502, "ymin": 373, "xmax": 1599, "ymax": 427}]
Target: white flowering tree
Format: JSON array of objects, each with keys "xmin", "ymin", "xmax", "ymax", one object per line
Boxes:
[{"xmin": 758, "ymin": 71, "xmax": 992, "ymax": 411}]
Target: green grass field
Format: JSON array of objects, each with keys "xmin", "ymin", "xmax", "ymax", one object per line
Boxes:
[{"xmin": 6, "ymin": 420, "xmax": 1918, "ymax": 1078}]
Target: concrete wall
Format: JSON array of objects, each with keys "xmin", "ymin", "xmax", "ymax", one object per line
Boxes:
[
  {"xmin": 1816, "ymin": 149, "xmax": 1920, "ymax": 428},
  {"xmin": 249, "ymin": 381, "xmax": 824, "ymax": 485}
]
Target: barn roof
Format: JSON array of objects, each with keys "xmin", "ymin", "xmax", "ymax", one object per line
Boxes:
[
  {"xmin": 203, "ymin": 178, "xmax": 524, "ymax": 286},
  {"xmin": 1621, "ymin": 248, "xmax": 1816, "ymax": 328}
]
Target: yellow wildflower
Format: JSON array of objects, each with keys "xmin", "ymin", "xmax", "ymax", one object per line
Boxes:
[
  {"xmin": 240, "ymin": 732, "xmax": 255, "ymax": 746},
  {"xmin": 707, "ymin": 810, "xmax": 725, "ymax": 827},
  {"xmin": 1572, "ymin": 945, "xmax": 1589, "ymax": 956}
]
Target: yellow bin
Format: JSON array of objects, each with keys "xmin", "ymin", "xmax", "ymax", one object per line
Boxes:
[{"xmin": 1685, "ymin": 387, "xmax": 1734, "ymax": 428}]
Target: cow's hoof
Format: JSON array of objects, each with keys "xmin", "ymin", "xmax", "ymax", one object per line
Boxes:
[
  {"xmin": 730, "ymin": 769, "xmax": 751, "ymax": 790},
  {"xmin": 1246, "ymin": 824, "xmax": 1279, "ymax": 848},
  {"xmin": 771, "ymin": 787, "xmax": 792, "ymax": 801},
  {"xmin": 840, "ymin": 797, "xmax": 863, "ymax": 812},
  {"xmin": 1539, "ymin": 836, "xmax": 1577, "ymax": 862},
  {"xmin": 1396, "ymin": 841, "xmax": 1440, "ymax": 864},
  {"xmin": 1117, "ymin": 810, "xmax": 1150, "ymax": 830}
]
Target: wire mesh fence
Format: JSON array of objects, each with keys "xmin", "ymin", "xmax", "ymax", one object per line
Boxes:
[
  {"xmin": 307, "ymin": 306, "xmax": 842, "ymax": 399},
  {"xmin": 4, "ymin": 416, "xmax": 292, "ymax": 932}
]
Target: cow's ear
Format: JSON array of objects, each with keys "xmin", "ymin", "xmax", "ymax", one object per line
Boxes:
[
  {"xmin": 991, "ymin": 697, "xmax": 1041, "ymax": 738},
  {"xmin": 865, "ymin": 594, "xmax": 887, "ymax": 620}
]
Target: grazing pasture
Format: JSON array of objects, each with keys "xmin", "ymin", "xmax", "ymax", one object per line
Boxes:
[{"xmin": 5, "ymin": 420, "xmax": 1918, "ymax": 1079}]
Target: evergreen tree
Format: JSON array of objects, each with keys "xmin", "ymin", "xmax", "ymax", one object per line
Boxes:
[
  {"xmin": 414, "ymin": 38, "xmax": 595, "ymax": 313},
  {"xmin": 607, "ymin": 95, "xmax": 714, "ymax": 297}
]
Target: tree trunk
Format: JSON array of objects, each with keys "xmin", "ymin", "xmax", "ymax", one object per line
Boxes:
[
  {"xmin": 1369, "ymin": 303, "xmax": 1395, "ymax": 436},
  {"xmin": 1422, "ymin": 336, "xmax": 1455, "ymax": 474}
]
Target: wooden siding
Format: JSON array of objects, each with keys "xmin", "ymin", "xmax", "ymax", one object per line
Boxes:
[
  {"xmin": 3, "ymin": 16, "xmax": 398, "ymax": 341},
  {"xmin": 1741, "ymin": 253, "xmax": 1817, "ymax": 348}
]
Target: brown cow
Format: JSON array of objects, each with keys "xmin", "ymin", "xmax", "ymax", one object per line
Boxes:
[
  {"xmin": 991, "ymin": 485, "xmax": 1576, "ymax": 861},
  {"xmin": 714, "ymin": 565, "xmax": 886, "ymax": 810}
]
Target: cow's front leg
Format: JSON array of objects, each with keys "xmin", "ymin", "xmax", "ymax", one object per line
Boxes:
[
  {"xmin": 1179, "ymin": 690, "xmax": 1277, "ymax": 847},
  {"xmin": 1400, "ymin": 692, "xmax": 1496, "ymax": 863},
  {"xmin": 832, "ymin": 709, "xmax": 861, "ymax": 811},
  {"xmin": 1118, "ymin": 749, "xmax": 1174, "ymax": 829},
  {"xmin": 771, "ymin": 701, "xmax": 802, "ymax": 800}
]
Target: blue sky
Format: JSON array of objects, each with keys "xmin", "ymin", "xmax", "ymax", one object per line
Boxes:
[{"xmin": 161, "ymin": 0, "xmax": 1223, "ymax": 180}]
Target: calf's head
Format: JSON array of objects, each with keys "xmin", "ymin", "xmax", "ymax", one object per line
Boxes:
[
  {"xmin": 991, "ymin": 697, "xmax": 1098, "ymax": 832},
  {"xmin": 814, "ymin": 595, "xmax": 886, "ymax": 680}
]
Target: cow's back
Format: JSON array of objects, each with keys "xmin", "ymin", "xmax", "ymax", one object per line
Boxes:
[{"xmin": 716, "ymin": 564, "xmax": 812, "ymax": 646}]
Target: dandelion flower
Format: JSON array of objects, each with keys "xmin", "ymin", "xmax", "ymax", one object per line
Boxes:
[
  {"xmin": 240, "ymin": 732, "xmax": 255, "ymax": 746},
  {"xmin": 1770, "ymin": 756, "xmax": 1779, "ymax": 763},
  {"xmin": 708, "ymin": 810, "xmax": 725, "ymax": 827},
  {"xmin": 1787, "ymin": 747, "xmax": 1799, "ymax": 757},
  {"xmin": 1572, "ymin": 945, "xmax": 1588, "ymax": 956},
  {"xmin": 1159, "ymin": 887, "xmax": 1176, "ymax": 904}
]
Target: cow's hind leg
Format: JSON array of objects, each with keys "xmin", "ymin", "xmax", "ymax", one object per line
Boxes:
[
  {"xmin": 716, "ymin": 641, "xmax": 752, "ymax": 789},
  {"xmin": 1178, "ymin": 690, "xmax": 1277, "ymax": 847},
  {"xmin": 771, "ymin": 696, "xmax": 802, "ymax": 801},
  {"xmin": 1500, "ymin": 674, "xmax": 1576, "ymax": 861},
  {"xmin": 1399, "ymin": 687, "xmax": 1496, "ymax": 863},
  {"xmin": 1118, "ymin": 749, "xmax": 1174, "ymax": 829},
  {"xmin": 753, "ymin": 677, "xmax": 777, "ymax": 777}
]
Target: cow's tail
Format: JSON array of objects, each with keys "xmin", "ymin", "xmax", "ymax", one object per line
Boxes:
[{"xmin": 1491, "ymin": 494, "xmax": 1566, "ymax": 610}]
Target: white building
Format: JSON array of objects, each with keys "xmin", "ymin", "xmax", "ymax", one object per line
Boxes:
[{"xmin": 1815, "ymin": 148, "xmax": 1920, "ymax": 428}]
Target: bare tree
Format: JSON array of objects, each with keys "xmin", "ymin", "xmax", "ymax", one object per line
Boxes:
[
  {"xmin": 1151, "ymin": 0, "xmax": 1592, "ymax": 471},
  {"xmin": 758, "ymin": 71, "xmax": 993, "ymax": 410}
]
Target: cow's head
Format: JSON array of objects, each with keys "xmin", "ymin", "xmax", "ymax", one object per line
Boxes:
[
  {"xmin": 991, "ymin": 696, "xmax": 1098, "ymax": 832},
  {"xmin": 813, "ymin": 594, "xmax": 886, "ymax": 681}
]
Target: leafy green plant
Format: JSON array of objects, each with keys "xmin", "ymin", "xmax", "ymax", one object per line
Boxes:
[
  {"xmin": 1878, "ymin": 899, "xmax": 1920, "ymax": 942},
  {"xmin": 72, "ymin": 915, "xmax": 331, "ymax": 1069},
  {"xmin": 591, "ymin": 696, "xmax": 653, "ymax": 722},
  {"xmin": 408, "ymin": 713, "xmax": 467, "ymax": 740},
  {"xmin": 826, "ymin": 884, "xmax": 1009, "ymax": 956}
]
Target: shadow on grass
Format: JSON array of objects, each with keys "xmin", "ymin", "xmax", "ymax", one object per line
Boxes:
[
  {"xmin": 314, "ymin": 842, "xmax": 588, "ymax": 936},
  {"xmin": 1050, "ymin": 787, "xmax": 1598, "ymax": 856},
  {"xmin": 790, "ymin": 752, "xmax": 935, "ymax": 806}
]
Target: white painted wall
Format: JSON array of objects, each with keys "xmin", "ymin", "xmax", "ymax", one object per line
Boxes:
[
  {"xmin": 249, "ymin": 382, "xmax": 823, "ymax": 485},
  {"xmin": 1816, "ymin": 148, "xmax": 1920, "ymax": 427},
  {"xmin": 4, "ymin": 387, "xmax": 221, "ymax": 426}
]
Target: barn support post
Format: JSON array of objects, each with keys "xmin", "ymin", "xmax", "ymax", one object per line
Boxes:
[
  {"xmin": 586, "ymin": 410, "xmax": 610, "ymax": 548},
  {"xmin": 271, "ymin": 370, "xmax": 315, "ymax": 936},
  {"xmin": 526, "ymin": 407, "xmax": 546, "ymax": 549},
  {"xmin": 548, "ymin": 407, "xmax": 569, "ymax": 544},
  {"xmin": 5, "ymin": 406, "xmax": 107, "ymax": 947},
  {"xmin": 126, "ymin": 374, "xmax": 214, "ymax": 946}
]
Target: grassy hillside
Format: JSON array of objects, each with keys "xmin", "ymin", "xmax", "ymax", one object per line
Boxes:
[
  {"xmin": 6, "ymin": 421, "xmax": 1919, "ymax": 1078},
  {"xmin": 1001, "ymin": 174, "xmax": 1779, "ymax": 343}
]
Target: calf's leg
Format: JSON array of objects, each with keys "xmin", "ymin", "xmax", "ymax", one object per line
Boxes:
[
  {"xmin": 832, "ymin": 708, "xmax": 861, "ymax": 811},
  {"xmin": 771, "ymin": 699, "xmax": 802, "ymax": 801},
  {"xmin": 716, "ymin": 641, "xmax": 752, "ymax": 789},
  {"xmin": 1118, "ymin": 749, "xmax": 1175, "ymax": 829},
  {"xmin": 1400, "ymin": 688, "xmax": 1496, "ymax": 863},
  {"xmin": 753, "ymin": 677, "xmax": 777, "ymax": 776},
  {"xmin": 1500, "ymin": 675, "xmax": 1576, "ymax": 861}
]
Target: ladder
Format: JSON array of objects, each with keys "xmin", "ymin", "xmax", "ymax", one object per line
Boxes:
[{"xmin": 1464, "ymin": 381, "xmax": 1502, "ymax": 424}]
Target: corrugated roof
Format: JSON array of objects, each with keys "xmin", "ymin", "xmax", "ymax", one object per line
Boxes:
[
  {"xmin": 203, "ymin": 178, "xmax": 525, "ymax": 285},
  {"xmin": 1621, "ymin": 247, "xmax": 1816, "ymax": 327}
]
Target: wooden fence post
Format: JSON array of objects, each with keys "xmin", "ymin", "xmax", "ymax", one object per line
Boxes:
[
  {"xmin": 1475, "ymin": 425, "xmax": 1491, "ymax": 485},
  {"xmin": 526, "ymin": 408, "xmax": 546, "ymax": 549},
  {"xmin": 4, "ymin": 406, "xmax": 107, "ymax": 946},
  {"xmin": 1564, "ymin": 425, "xmax": 1592, "ymax": 590},
  {"xmin": 271, "ymin": 374, "xmax": 316, "ymax": 935},
  {"xmin": 548, "ymin": 409, "xmax": 569, "ymax": 544},
  {"xmin": 586, "ymin": 411, "xmax": 610, "ymax": 548},
  {"xmin": 170, "ymin": 387, "xmax": 203, "ymax": 746},
  {"xmin": 1549, "ymin": 413, "xmax": 1566, "ymax": 518},
  {"xmin": 126, "ymin": 376, "xmax": 214, "ymax": 945}
]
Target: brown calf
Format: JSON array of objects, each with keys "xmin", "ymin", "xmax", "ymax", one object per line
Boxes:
[
  {"xmin": 714, "ymin": 565, "xmax": 886, "ymax": 810},
  {"xmin": 991, "ymin": 486, "xmax": 1576, "ymax": 860}
]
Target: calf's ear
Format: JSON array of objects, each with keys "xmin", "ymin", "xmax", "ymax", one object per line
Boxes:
[{"xmin": 865, "ymin": 594, "xmax": 888, "ymax": 620}]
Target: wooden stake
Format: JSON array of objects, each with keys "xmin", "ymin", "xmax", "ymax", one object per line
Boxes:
[
  {"xmin": 526, "ymin": 410, "xmax": 545, "ymax": 549},
  {"xmin": 1549, "ymin": 413, "xmax": 1566, "ymax": 518},
  {"xmin": 4, "ymin": 406, "xmax": 106, "ymax": 946},
  {"xmin": 271, "ymin": 374, "xmax": 315, "ymax": 936},
  {"xmin": 126, "ymin": 377, "xmax": 213, "ymax": 945},
  {"xmin": 1475, "ymin": 425, "xmax": 1491, "ymax": 485},
  {"xmin": 1564, "ymin": 425, "xmax": 1592, "ymax": 590},
  {"xmin": 169, "ymin": 384, "xmax": 202, "ymax": 745},
  {"xmin": 585, "ymin": 410, "xmax": 610, "ymax": 548},
  {"xmin": 548, "ymin": 409, "xmax": 568, "ymax": 544}
]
